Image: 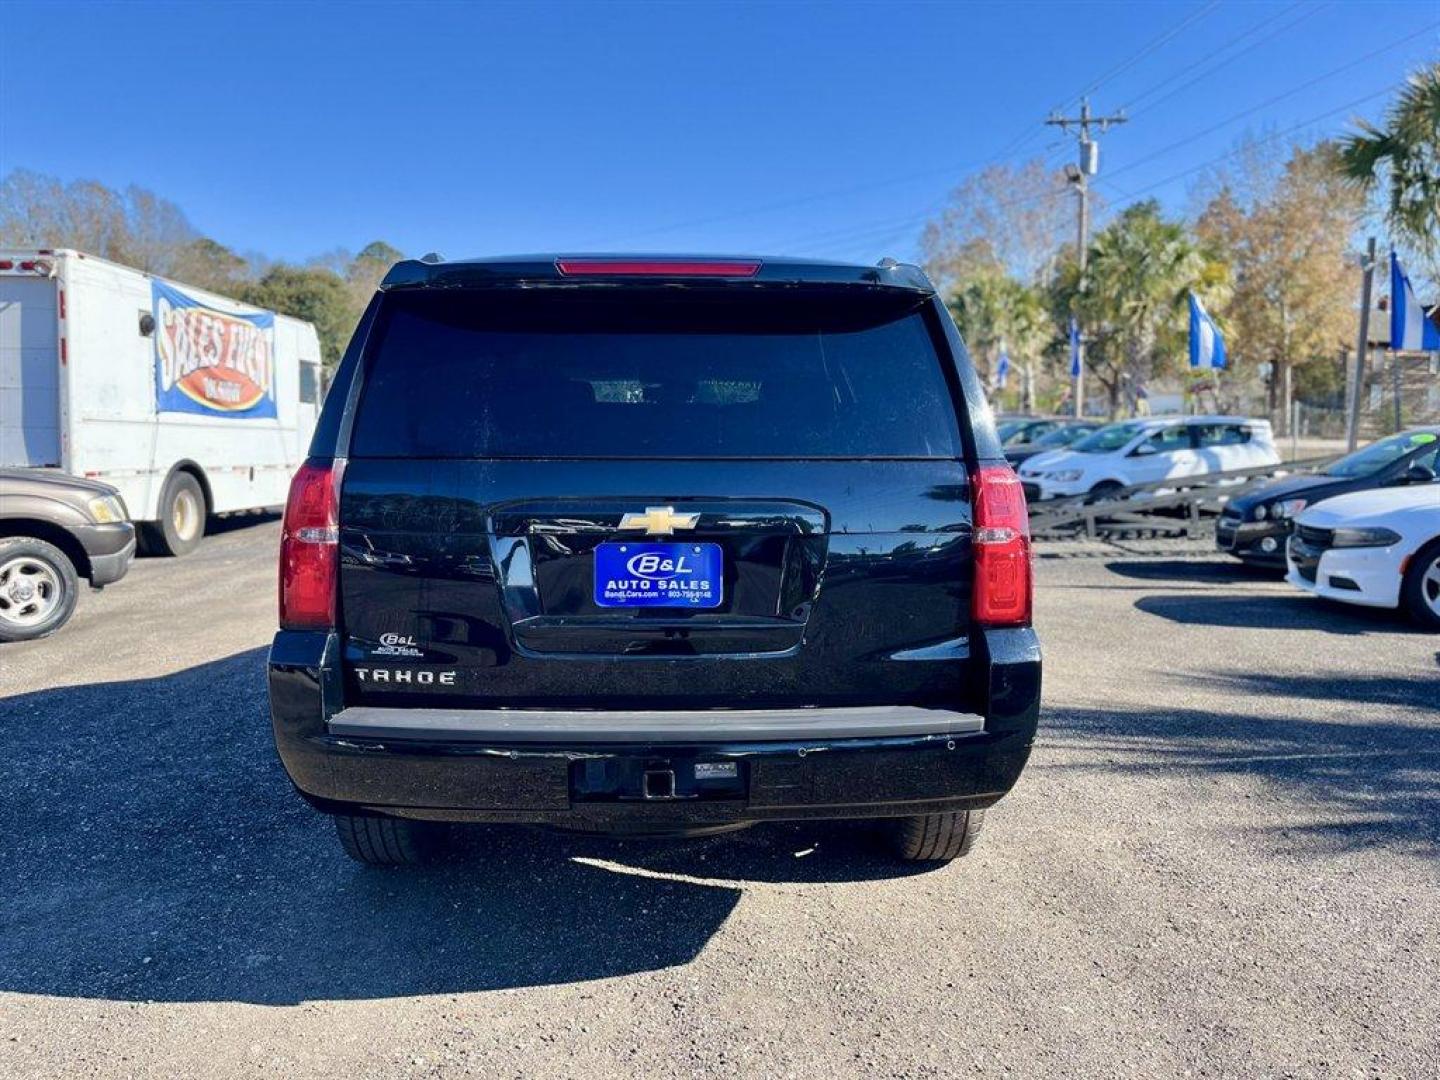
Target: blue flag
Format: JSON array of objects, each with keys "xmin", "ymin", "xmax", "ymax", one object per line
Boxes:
[
  {"xmin": 996, "ymin": 346, "xmax": 1010, "ymax": 388},
  {"xmin": 1390, "ymin": 252, "xmax": 1440, "ymax": 351},
  {"xmin": 1188, "ymin": 292, "xmax": 1226, "ymax": 370},
  {"xmin": 1068, "ymin": 318, "xmax": 1081, "ymax": 377}
]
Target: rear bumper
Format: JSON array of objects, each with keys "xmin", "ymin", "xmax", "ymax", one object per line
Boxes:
[{"xmin": 268, "ymin": 628, "xmax": 1041, "ymax": 826}]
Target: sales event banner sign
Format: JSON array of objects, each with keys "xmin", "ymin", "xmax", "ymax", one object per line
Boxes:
[{"xmin": 153, "ymin": 280, "xmax": 277, "ymax": 417}]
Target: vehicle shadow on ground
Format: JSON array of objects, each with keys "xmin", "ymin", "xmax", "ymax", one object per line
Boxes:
[
  {"xmin": 1042, "ymin": 688, "xmax": 1440, "ymax": 857},
  {"xmin": 0, "ymin": 649, "xmax": 926, "ymax": 1005},
  {"xmin": 1134, "ymin": 591, "xmax": 1418, "ymax": 635},
  {"xmin": 1185, "ymin": 670, "xmax": 1440, "ymax": 710},
  {"xmin": 206, "ymin": 509, "xmax": 281, "ymax": 536},
  {"xmin": 135, "ymin": 511, "xmax": 281, "ymax": 558},
  {"xmin": 1104, "ymin": 559, "xmax": 1281, "ymax": 585}
]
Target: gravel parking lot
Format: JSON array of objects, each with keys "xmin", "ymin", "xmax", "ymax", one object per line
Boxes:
[{"xmin": 2, "ymin": 519, "xmax": 1436, "ymax": 1079}]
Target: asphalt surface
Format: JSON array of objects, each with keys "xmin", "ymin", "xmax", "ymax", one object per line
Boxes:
[{"xmin": 2, "ymin": 520, "xmax": 1437, "ymax": 1079}]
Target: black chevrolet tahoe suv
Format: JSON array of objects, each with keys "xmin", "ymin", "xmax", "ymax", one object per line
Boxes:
[{"xmin": 268, "ymin": 255, "xmax": 1040, "ymax": 866}]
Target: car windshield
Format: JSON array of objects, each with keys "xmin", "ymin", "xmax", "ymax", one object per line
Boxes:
[
  {"xmin": 1324, "ymin": 431, "xmax": 1439, "ymax": 478},
  {"xmin": 1037, "ymin": 425, "xmax": 1089, "ymax": 447},
  {"xmin": 1069, "ymin": 422, "xmax": 1147, "ymax": 453},
  {"xmin": 996, "ymin": 421, "xmax": 1030, "ymax": 444}
]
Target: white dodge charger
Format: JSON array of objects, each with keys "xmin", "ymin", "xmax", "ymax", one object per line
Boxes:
[{"xmin": 1285, "ymin": 483, "xmax": 1440, "ymax": 628}]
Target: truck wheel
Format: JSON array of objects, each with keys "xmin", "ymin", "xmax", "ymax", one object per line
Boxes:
[
  {"xmin": 887, "ymin": 809, "xmax": 984, "ymax": 862},
  {"xmin": 1400, "ymin": 539, "xmax": 1440, "ymax": 631},
  {"xmin": 333, "ymin": 814, "xmax": 449, "ymax": 866},
  {"xmin": 0, "ymin": 538, "xmax": 80, "ymax": 642},
  {"xmin": 145, "ymin": 471, "xmax": 206, "ymax": 557}
]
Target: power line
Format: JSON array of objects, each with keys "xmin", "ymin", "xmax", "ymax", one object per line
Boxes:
[
  {"xmin": 785, "ymin": 66, "xmax": 1403, "ymax": 262},
  {"xmin": 1108, "ymin": 21, "xmax": 1439, "ymax": 182},
  {"xmin": 791, "ymin": 20, "xmax": 1420, "ymax": 264},
  {"xmin": 1118, "ymin": 1, "xmax": 1318, "ymax": 115},
  {"xmin": 785, "ymin": 7, "xmax": 1259, "ymax": 262},
  {"xmin": 586, "ymin": 2, "xmax": 1218, "ymax": 249},
  {"xmin": 775, "ymin": 173, "xmax": 1071, "ymax": 257},
  {"xmin": 1058, "ymin": 0, "xmax": 1222, "ymax": 111},
  {"xmin": 772, "ymin": 144, "xmax": 1076, "ymax": 256},
  {"xmin": 1097, "ymin": 82, "xmax": 1400, "ymax": 204}
]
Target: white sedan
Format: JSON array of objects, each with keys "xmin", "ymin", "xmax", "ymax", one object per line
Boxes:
[
  {"xmin": 1285, "ymin": 483, "xmax": 1440, "ymax": 628},
  {"xmin": 1017, "ymin": 416, "xmax": 1278, "ymax": 501}
]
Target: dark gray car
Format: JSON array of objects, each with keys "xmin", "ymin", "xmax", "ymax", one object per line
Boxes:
[{"xmin": 0, "ymin": 469, "xmax": 135, "ymax": 641}]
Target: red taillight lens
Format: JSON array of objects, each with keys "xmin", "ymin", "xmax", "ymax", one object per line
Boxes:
[
  {"xmin": 279, "ymin": 460, "xmax": 343, "ymax": 630},
  {"xmin": 971, "ymin": 464, "xmax": 1032, "ymax": 628},
  {"xmin": 555, "ymin": 258, "xmax": 762, "ymax": 277}
]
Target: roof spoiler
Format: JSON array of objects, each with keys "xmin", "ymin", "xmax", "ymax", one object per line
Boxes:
[{"xmin": 380, "ymin": 254, "xmax": 935, "ymax": 293}]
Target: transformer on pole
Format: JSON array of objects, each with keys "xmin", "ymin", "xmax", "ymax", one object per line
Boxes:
[{"xmin": 1046, "ymin": 98, "xmax": 1127, "ymax": 418}]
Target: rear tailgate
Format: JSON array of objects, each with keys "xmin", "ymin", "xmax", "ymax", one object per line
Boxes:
[{"xmin": 336, "ymin": 285, "xmax": 981, "ymax": 713}]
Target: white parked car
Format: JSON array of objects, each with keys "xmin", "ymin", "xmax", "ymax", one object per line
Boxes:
[
  {"xmin": 1017, "ymin": 415, "xmax": 1278, "ymax": 501},
  {"xmin": 1285, "ymin": 483, "xmax": 1440, "ymax": 629}
]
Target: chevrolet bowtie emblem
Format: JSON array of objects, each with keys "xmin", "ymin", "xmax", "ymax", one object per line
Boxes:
[{"xmin": 618, "ymin": 506, "xmax": 701, "ymax": 535}]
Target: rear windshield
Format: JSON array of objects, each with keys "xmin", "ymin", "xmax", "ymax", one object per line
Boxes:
[{"xmin": 349, "ymin": 289, "xmax": 962, "ymax": 459}]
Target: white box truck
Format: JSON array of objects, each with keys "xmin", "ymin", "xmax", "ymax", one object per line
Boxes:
[{"xmin": 0, "ymin": 249, "xmax": 323, "ymax": 555}]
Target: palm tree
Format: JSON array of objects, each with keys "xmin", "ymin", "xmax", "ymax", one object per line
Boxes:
[
  {"xmin": 1339, "ymin": 64, "xmax": 1440, "ymax": 257},
  {"xmin": 947, "ymin": 270, "xmax": 1051, "ymax": 409},
  {"xmin": 1058, "ymin": 202, "xmax": 1228, "ymax": 417}
]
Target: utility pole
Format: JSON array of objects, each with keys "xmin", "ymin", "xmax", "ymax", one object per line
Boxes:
[
  {"xmin": 1048, "ymin": 98, "xmax": 1126, "ymax": 419},
  {"xmin": 1345, "ymin": 237, "xmax": 1377, "ymax": 452}
]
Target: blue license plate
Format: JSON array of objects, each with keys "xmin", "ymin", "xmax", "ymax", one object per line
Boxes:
[{"xmin": 594, "ymin": 542, "xmax": 723, "ymax": 608}]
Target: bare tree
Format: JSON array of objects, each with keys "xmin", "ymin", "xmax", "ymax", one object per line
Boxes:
[
  {"xmin": 123, "ymin": 185, "xmax": 196, "ymax": 274},
  {"xmin": 920, "ymin": 160, "xmax": 1076, "ymax": 292},
  {"xmin": 1196, "ymin": 141, "xmax": 1363, "ymax": 428}
]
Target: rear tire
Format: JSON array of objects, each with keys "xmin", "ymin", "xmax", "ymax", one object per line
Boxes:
[
  {"xmin": 143, "ymin": 471, "xmax": 206, "ymax": 557},
  {"xmin": 333, "ymin": 814, "xmax": 449, "ymax": 866},
  {"xmin": 887, "ymin": 809, "xmax": 984, "ymax": 863},
  {"xmin": 0, "ymin": 538, "xmax": 80, "ymax": 642},
  {"xmin": 1400, "ymin": 539, "xmax": 1440, "ymax": 631}
]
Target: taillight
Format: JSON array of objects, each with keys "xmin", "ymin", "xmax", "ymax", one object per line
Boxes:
[
  {"xmin": 279, "ymin": 460, "xmax": 343, "ymax": 630},
  {"xmin": 555, "ymin": 258, "xmax": 762, "ymax": 277},
  {"xmin": 971, "ymin": 464, "xmax": 1032, "ymax": 628}
]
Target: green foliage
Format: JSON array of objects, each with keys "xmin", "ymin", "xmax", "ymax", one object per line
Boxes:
[
  {"xmin": 240, "ymin": 267, "xmax": 355, "ymax": 369},
  {"xmin": 170, "ymin": 237, "xmax": 249, "ymax": 294},
  {"xmin": 947, "ymin": 271, "xmax": 1052, "ymax": 408},
  {"xmin": 1052, "ymin": 201, "xmax": 1227, "ymax": 416},
  {"xmin": 356, "ymin": 240, "xmax": 404, "ymax": 265},
  {"xmin": 344, "ymin": 240, "xmax": 406, "ymax": 311},
  {"xmin": 1338, "ymin": 64, "xmax": 1440, "ymax": 259}
]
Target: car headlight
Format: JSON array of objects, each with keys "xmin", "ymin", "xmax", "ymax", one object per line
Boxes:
[
  {"xmin": 1253, "ymin": 503, "xmax": 1268, "ymax": 521},
  {"xmin": 1331, "ymin": 526, "xmax": 1402, "ymax": 548},
  {"xmin": 86, "ymin": 495, "xmax": 127, "ymax": 524},
  {"xmin": 1048, "ymin": 469, "xmax": 1083, "ymax": 482},
  {"xmin": 1271, "ymin": 498, "xmax": 1308, "ymax": 519}
]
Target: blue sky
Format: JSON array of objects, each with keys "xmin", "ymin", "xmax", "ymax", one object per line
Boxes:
[{"xmin": 2, "ymin": 1, "xmax": 1436, "ymax": 266}]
